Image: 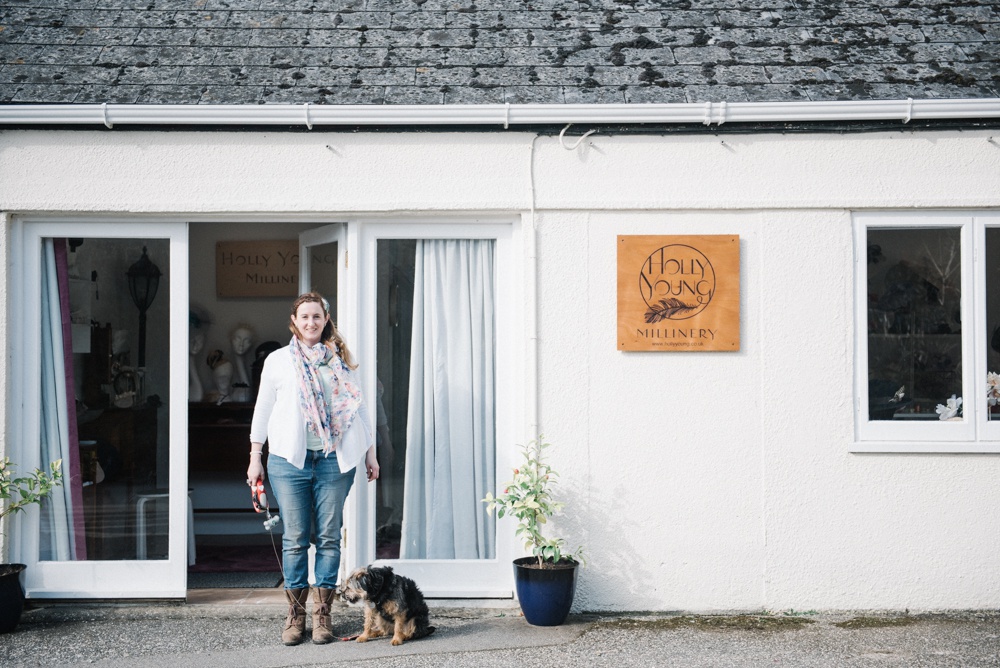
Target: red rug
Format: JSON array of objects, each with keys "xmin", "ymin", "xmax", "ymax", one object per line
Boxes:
[{"xmin": 189, "ymin": 544, "xmax": 283, "ymax": 574}]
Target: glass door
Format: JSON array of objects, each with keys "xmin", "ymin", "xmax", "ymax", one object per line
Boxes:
[
  {"xmin": 356, "ymin": 222, "xmax": 514, "ymax": 597},
  {"xmin": 14, "ymin": 220, "xmax": 188, "ymax": 598},
  {"xmin": 299, "ymin": 223, "xmax": 367, "ymax": 581},
  {"xmin": 299, "ymin": 224, "xmax": 345, "ymax": 322}
]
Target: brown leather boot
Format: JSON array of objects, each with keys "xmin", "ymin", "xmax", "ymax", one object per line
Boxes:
[
  {"xmin": 311, "ymin": 587, "xmax": 336, "ymax": 644},
  {"xmin": 282, "ymin": 588, "xmax": 309, "ymax": 645}
]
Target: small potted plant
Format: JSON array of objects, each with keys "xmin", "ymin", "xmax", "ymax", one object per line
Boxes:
[
  {"xmin": 483, "ymin": 436, "xmax": 582, "ymax": 626},
  {"xmin": 0, "ymin": 457, "xmax": 63, "ymax": 633}
]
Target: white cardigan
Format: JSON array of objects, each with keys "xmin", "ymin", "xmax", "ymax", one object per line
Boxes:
[{"xmin": 249, "ymin": 346, "xmax": 374, "ymax": 472}]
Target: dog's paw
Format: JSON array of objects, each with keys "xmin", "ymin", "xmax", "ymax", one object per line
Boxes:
[
  {"xmin": 391, "ymin": 637, "xmax": 404, "ymax": 646},
  {"xmin": 356, "ymin": 634, "xmax": 369, "ymax": 643}
]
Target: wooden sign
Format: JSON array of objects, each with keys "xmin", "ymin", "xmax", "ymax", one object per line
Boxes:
[
  {"xmin": 618, "ymin": 235, "xmax": 740, "ymax": 352},
  {"xmin": 216, "ymin": 240, "xmax": 299, "ymax": 298}
]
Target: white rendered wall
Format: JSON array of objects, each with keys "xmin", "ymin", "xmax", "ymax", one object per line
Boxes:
[
  {"xmin": 2, "ymin": 128, "xmax": 1000, "ymax": 610},
  {"xmin": 3, "ymin": 130, "xmax": 999, "ymax": 213}
]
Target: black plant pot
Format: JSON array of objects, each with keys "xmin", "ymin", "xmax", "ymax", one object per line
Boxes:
[
  {"xmin": 0, "ymin": 563, "xmax": 26, "ymax": 633},
  {"xmin": 513, "ymin": 557, "xmax": 578, "ymax": 626}
]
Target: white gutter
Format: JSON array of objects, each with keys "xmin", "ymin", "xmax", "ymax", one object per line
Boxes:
[{"xmin": 1, "ymin": 98, "xmax": 999, "ymax": 128}]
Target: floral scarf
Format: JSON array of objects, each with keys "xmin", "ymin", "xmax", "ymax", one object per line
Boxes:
[{"xmin": 289, "ymin": 336, "xmax": 362, "ymax": 455}]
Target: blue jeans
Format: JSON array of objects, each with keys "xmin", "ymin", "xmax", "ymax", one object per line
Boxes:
[{"xmin": 268, "ymin": 451, "xmax": 355, "ymax": 590}]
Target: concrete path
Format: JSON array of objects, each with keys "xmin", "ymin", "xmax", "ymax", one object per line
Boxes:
[{"xmin": 3, "ymin": 599, "xmax": 999, "ymax": 667}]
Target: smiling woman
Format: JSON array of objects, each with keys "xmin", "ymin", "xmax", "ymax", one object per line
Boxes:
[
  {"xmin": 291, "ymin": 300, "xmax": 328, "ymax": 347},
  {"xmin": 247, "ymin": 291, "xmax": 379, "ymax": 645}
]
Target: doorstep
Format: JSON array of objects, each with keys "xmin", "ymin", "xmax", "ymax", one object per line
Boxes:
[
  {"xmin": 185, "ymin": 587, "xmax": 518, "ymax": 610},
  {"xmin": 186, "ymin": 587, "xmax": 287, "ymax": 607}
]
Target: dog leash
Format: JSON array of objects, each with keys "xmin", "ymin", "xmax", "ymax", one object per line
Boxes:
[{"xmin": 250, "ymin": 477, "xmax": 280, "ymax": 530}]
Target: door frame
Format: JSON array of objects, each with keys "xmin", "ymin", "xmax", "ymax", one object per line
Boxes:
[
  {"xmin": 10, "ymin": 216, "xmax": 189, "ymax": 598},
  {"xmin": 298, "ymin": 222, "xmax": 368, "ymax": 585},
  {"xmin": 353, "ymin": 217, "xmax": 521, "ymax": 597}
]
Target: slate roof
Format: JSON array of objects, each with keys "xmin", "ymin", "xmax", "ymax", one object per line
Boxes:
[{"xmin": 0, "ymin": 0, "xmax": 998, "ymax": 107}]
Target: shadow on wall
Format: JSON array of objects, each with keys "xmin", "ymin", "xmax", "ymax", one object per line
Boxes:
[{"xmin": 562, "ymin": 483, "xmax": 659, "ymax": 613}]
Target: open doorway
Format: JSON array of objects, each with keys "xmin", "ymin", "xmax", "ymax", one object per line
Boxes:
[{"xmin": 186, "ymin": 222, "xmax": 337, "ymax": 589}]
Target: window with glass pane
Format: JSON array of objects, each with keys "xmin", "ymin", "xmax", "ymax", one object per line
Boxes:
[
  {"xmin": 307, "ymin": 240, "xmax": 338, "ymax": 314},
  {"xmin": 866, "ymin": 228, "xmax": 962, "ymax": 421},
  {"xmin": 38, "ymin": 238, "xmax": 170, "ymax": 561},
  {"xmin": 987, "ymin": 228, "xmax": 1000, "ymax": 421},
  {"xmin": 374, "ymin": 239, "xmax": 497, "ymax": 560}
]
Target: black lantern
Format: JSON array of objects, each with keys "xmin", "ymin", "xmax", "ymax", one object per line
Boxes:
[{"xmin": 126, "ymin": 246, "xmax": 162, "ymax": 368}]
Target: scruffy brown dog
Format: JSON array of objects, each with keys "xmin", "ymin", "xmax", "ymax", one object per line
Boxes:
[{"xmin": 337, "ymin": 565, "xmax": 436, "ymax": 646}]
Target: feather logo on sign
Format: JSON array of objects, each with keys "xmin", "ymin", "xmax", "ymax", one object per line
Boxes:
[{"xmin": 645, "ymin": 298, "xmax": 698, "ymax": 323}]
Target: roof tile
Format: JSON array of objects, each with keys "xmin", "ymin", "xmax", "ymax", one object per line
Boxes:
[
  {"xmin": 136, "ymin": 83, "xmax": 206, "ymax": 104},
  {"xmin": 503, "ymin": 84, "xmax": 566, "ymax": 104},
  {"xmin": 384, "ymin": 85, "xmax": 444, "ymax": 105},
  {"xmin": 561, "ymin": 85, "xmax": 627, "ymax": 104},
  {"xmin": 294, "ymin": 29, "xmax": 360, "ymax": 48},
  {"xmin": 74, "ymin": 82, "xmax": 142, "ymax": 104},
  {"xmin": 443, "ymin": 86, "xmax": 504, "ymax": 104}
]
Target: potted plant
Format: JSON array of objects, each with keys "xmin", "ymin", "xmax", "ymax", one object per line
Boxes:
[
  {"xmin": 483, "ymin": 436, "xmax": 582, "ymax": 626},
  {"xmin": 0, "ymin": 457, "xmax": 63, "ymax": 633}
]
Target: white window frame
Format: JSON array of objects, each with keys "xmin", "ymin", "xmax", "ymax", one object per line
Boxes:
[
  {"xmin": 10, "ymin": 217, "xmax": 190, "ymax": 598},
  {"xmin": 853, "ymin": 211, "xmax": 1000, "ymax": 453}
]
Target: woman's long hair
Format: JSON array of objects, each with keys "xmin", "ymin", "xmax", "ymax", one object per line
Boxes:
[{"xmin": 289, "ymin": 292, "xmax": 357, "ymax": 370}]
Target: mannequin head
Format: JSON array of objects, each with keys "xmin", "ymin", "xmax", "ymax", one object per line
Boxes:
[
  {"xmin": 230, "ymin": 325, "xmax": 255, "ymax": 357},
  {"xmin": 213, "ymin": 359, "xmax": 234, "ymax": 404},
  {"xmin": 214, "ymin": 360, "xmax": 234, "ymax": 393},
  {"xmin": 190, "ymin": 331, "xmax": 206, "ymax": 357}
]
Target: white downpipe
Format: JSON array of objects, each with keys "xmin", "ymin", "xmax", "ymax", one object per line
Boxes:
[
  {"xmin": 525, "ymin": 135, "xmax": 541, "ymax": 441},
  {"xmin": 1, "ymin": 98, "xmax": 999, "ymax": 127},
  {"xmin": 0, "ymin": 213, "xmax": 11, "ymax": 562}
]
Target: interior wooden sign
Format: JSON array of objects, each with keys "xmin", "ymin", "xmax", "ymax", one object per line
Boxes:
[
  {"xmin": 618, "ymin": 235, "xmax": 741, "ymax": 352},
  {"xmin": 216, "ymin": 240, "xmax": 299, "ymax": 298}
]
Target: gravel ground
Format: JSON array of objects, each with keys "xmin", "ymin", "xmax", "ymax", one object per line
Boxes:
[{"xmin": 3, "ymin": 607, "xmax": 999, "ymax": 668}]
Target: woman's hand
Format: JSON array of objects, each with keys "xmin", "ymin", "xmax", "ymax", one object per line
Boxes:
[
  {"xmin": 247, "ymin": 458, "xmax": 264, "ymax": 484},
  {"xmin": 247, "ymin": 444, "xmax": 265, "ymax": 483},
  {"xmin": 365, "ymin": 445, "xmax": 380, "ymax": 482}
]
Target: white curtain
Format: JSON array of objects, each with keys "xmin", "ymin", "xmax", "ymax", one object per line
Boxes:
[
  {"xmin": 400, "ymin": 239, "xmax": 496, "ymax": 559},
  {"xmin": 39, "ymin": 239, "xmax": 83, "ymax": 561}
]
